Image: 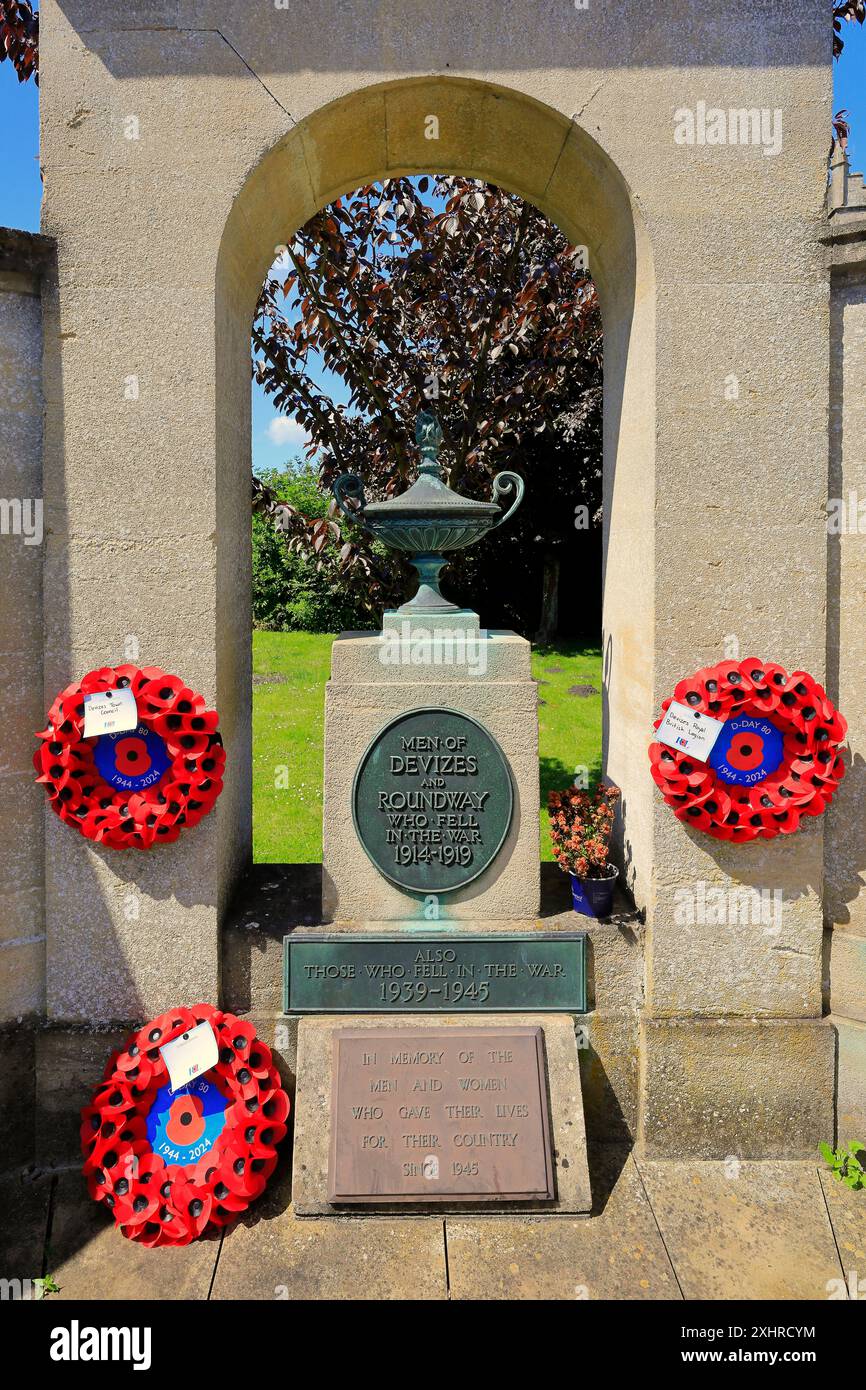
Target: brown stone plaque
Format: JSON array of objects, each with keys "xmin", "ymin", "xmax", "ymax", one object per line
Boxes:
[{"xmin": 327, "ymin": 1026, "xmax": 555, "ymax": 1203}]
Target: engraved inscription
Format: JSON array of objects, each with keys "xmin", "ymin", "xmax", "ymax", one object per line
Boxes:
[
  {"xmin": 284, "ymin": 934, "xmax": 587, "ymax": 1014},
  {"xmin": 352, "ymin": 709, "xmax": 514, "ymax": 893},
  {"xmin": 328, "ymin": 1027, "xmax": 555, "ymax": 1203}
]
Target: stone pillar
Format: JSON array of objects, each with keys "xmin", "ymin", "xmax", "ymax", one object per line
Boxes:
[
  {"xmin": 0, "ymin": 229, "xmax": 53, "ymax": 1021},
  {"xmin": 36, "ymin": 6, "xmax": 286, "ymax": 1022},
  {"xmin": 825, "ymin": 205, "xmax": 866, "ymax": 1144},
  {"xmin": 829, "ymin": 145, "xmax": 848, "ymax": 213},
  {"xmin": 637, "ymin": 44, "xmax": 837, "ymax": 1158}
]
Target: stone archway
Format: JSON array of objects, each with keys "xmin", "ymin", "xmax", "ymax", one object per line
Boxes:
[
  {"xmin": 215, "ymin": 75, "xmax": 657, "ymax": 914},
  {"xmin": 38, "ymin": 16, "xmax": 835, "ymax": 1162}
]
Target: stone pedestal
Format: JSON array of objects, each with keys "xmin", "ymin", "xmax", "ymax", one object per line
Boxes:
[
  {"xmin": 292, "ymin": 1013, "xmax": 590, "ymax": 1216},
  {"xmin": 322, "ymin": 628, "xmax": 540, "ymax": 923}
]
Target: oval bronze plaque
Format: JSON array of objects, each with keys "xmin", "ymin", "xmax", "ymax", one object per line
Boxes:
[{"xmin": 352, "ymin": 707, "xmax": 514, "ymax": 894}]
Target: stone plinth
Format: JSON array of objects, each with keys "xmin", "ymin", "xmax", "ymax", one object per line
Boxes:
[
  {"xmin": 638, "ymin": 1017, "xmax": 835, "ymax": 1160},
  {"xmin": 322, "ymin": 629, "xmax": 539, "ymax": 922},
  {"xmin": 832, "ymin": 1013, "xmax": 866, "ymax": 1145}
]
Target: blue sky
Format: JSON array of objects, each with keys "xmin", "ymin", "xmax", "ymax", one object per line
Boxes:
[{"xmin": 3, "ymin": 32, "xmax": 865, "ymax": 472}]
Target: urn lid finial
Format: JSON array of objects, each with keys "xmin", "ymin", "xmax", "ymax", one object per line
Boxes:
[{"xmin": 415, "ymin": 410, "xmax": 443, "ymax": 475}]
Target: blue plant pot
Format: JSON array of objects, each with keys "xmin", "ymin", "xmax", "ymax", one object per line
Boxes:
[{"xmin": 570, "ymin": 867, "xmax": 618, "ymax": 919}]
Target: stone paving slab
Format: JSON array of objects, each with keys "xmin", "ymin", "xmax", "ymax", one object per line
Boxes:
[
  {"xmin": 48, "ymin": 1173, "xmax": 220, "ymax": 1301},
  {"xmin": 820, "ymin": 1169, "xmax": 866, "ymax": 1274},
  {"xmin": 445, "ymin": 1147, "xmax": 680, "ymax": 1300},
  {"xmin": 22, "ymin": 1154, "xmax": 860, "ymax": 1301},
  {"xmin": 637, "ymin": 1160, "xmax": 844, "ymax": 1301},
  {"xmin": 211, "ymin": 1164, "xmax": 447, "ymax": 1300}
]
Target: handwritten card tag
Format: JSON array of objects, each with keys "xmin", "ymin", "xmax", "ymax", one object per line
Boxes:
[
  {"xmin": 159, "ymin": 1021, "xmax": 219, "ymax": 1092},
  {"xmin": 82, "ymin": 687, "xmax": 138, "ymax": 739},
  {"xmin": 655, "ymin": 700, "xmax": 725, "ymax": 763}
]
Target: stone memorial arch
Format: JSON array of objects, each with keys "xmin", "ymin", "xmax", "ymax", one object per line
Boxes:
[{"xmin": 1, "ymin": 1, "xmax": 863, "ymax": 1180}]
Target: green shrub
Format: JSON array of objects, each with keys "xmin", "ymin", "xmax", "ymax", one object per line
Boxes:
[
  {"xmin": 820, "ymin": 1139, "xmax": 866, "ymax": 1190},
  {"xmin": 252, "ymin": 462, "xmax": 372, "ymax": 633}
]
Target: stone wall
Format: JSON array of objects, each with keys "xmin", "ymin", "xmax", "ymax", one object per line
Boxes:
[{"xmin": 0, "ymin": 228, "xmax": 53, "ymax": 1022}]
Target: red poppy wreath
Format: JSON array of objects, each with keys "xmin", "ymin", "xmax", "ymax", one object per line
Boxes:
[
  {"xmin": 649, "ymin": 658, "xmax": 847, "ymax": 841},
  {"xmin": 34, "ymin": 664, "xmax": 225, "ymax": 849},
  {"xmin": 81, "ymin": 1004, "xmax": 289, "ymax": 1247}
]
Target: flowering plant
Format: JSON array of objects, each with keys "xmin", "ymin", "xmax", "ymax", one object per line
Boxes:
[{"xmin": 548, "ymin": 782, "xmax": 620, "ymax": 879}]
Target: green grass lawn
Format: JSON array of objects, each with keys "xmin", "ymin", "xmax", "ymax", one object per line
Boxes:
[{"xmin": 252, "ymin": 631, "xmax": 602, "ymax": 864}]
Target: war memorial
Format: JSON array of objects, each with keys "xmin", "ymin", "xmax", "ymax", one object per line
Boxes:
[{"xmin": 0, "ymin": 0, "xmax": 865, "ymax": 1327}]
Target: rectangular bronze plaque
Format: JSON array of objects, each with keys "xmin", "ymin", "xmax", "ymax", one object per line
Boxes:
[
  {"xmin": 328, "ymin": 1026, "xmax": 556, "ymax": 1204},
  {"xmin": 284, "ymin": 933, "xmax": 587, "ymax": 1014}
]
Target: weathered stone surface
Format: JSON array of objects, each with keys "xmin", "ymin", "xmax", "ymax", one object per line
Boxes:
[
  {"xmin": 637, "ymin": 1160, "xmax": 843, "ymax": 1300},
  {"xmin": 328, "ymin": 628, "xmax": 532, "ymax": 683},
  {"xmin": 212, "ymin": 1163, "xmax": 447, "ymax": 1300},
  {"xmin": 639, "ymin": 1018, "xmax": 835, "ymax": 1159},
  {"xmin": 48, "ymin": 1173, "xmax": 219, "ymax": 1301},
  {"xmin": 578, "ymin": 1010, "xmax": 640, "ymax": 1143},
  {"xmin": 446, "ymin": 1147, "xmax": 679, "ymax": 1300},
  {"xmin": 44, "ymin": 804, "xmax": 223, "ymax": 1024},
  {"xmin": 222, "ymin": 864, "xmax": 322, "ymax": 1015},
  {"xmin": 832, "ymin": 1014, "xmax": 866, "ymax": 1145},
  {"xmin": 292, "ymin": 1013, "xmax": 590, "ymax": 1215},
  {"xmin": 827, "ymin": 928, "xmax": 866, "ymax": 1023},
  {"xmin": 581, "ymin": 919, "xmax": 644, "ymax": 1015},
  {"xmin": 0, "ymin": 1028, "xmax": 36, "ymax": 1173},
  {"xmin": 0, "ymin": 262, "xmax": 44, "ymax": 1024},
  {"xmin": 826, "ymin": 249, "xmax": 866, "ymax": 946},
  {"xmin": 0, "ymin": 926, "xmax": 43, "ymax": 1021},
  {"xmin": 35, "ymin": 1027, "xmax": 127, "ymax": 1169},
  {"xmin": 649, "ymin": 832, "xmax": 825, "ymax": 1018},
  {"xmin": 820, "ymin": 1167, "xmax": 866, "ymax": 1272},
  {"xmin": 322, "ymin": 633, "xmax": 540, "ymax": 922},
  {"xmin": 0, "ymin": 1171, "xmax": 51, "ymax": 1285}
]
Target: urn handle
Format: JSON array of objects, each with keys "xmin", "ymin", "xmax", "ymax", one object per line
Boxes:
[
  {"xmin": 490, "ymin": 471, "xmax": 525, "ymax": 529},
  {"xmin": 332, "ymin": 472, "xmax": 367, "ymax": 523}
]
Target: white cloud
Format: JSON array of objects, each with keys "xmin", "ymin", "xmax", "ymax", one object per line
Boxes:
[
  {"xmin": 267, "ymin": 416, "xmax": 310, "ymax": 450},
  {"xmin": 269, "ymin": 247, "xmax": 291, "ymax": 278}
]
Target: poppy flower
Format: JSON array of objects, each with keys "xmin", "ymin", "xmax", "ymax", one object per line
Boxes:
[
  {"xmin": 726, "ymin": 731, "xmax": 766, "ymax": 772},
  {"xmin": 165, "ymin": 1094, "xmax": 206, "ymax": 1146},
  {"xmin": 113, "ymin": 735, "xmax": 152, "ymax": 777}
]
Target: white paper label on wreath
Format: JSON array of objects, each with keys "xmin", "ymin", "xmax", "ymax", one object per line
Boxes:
[
  {"xmin": 82, "ymin": 686, "xmax": 139, "ymax": 739},
  {"xmin": 655, "ymin": 700, "xmax": 725, "ymax": 763},
  {"xmin": 160, "ymin": 1021, "xmax": 219, "ymax": 1092}
]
